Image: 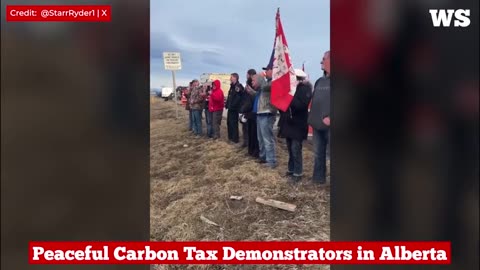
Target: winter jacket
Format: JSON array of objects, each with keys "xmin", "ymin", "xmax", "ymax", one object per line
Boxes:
[
  {"xmin": 256, "ymin": 78, "xmax": 278, "ymax": 115},
  {"xmin": 308, "ymin": 76, "xmax": 330, "ymax": 130},
  {"xmin": 278, "ymin": 81, "xmax": 313, "ymax": 141},
  {"xmin": 240, "ymin": 83, "xmax": 257, "ymax": 119},
  {"xmin": 225, "ymin": 81, "xmax": 244, "ymax": 111},
  {"xmin": 209, "ymin": 80, "xmax": 225, "ymax": 112},
  {"xmin": 189, "ymin": 86, "xmax": 205, "ymax": 110}
]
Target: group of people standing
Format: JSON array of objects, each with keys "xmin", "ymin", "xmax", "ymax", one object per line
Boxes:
[
  {"xmin": 183, "ymin": 50, "xmax": 331, "ymax": 186},
  {"xmin": 184, "ymin": 79, "xmax": 224, "ymax": 140}
]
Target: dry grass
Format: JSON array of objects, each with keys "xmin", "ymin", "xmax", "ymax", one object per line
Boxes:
[{"xmin": 150, "ymin": 99, "xmax": 330, "ymax": 270}]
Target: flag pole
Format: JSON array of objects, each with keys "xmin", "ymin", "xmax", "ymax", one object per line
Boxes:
[{"xmin": 276, "ymin": 8, "xmax": 280, "ymax": 29}]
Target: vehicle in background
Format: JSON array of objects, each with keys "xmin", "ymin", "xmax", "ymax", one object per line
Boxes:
[
  {"xmin": 199, "ymin": 73, "xmax": 231, "ymax": 101},
  {"xmin": 150, "ymin": 88, "xmax": 162, "ymax": 97},
  {"xmin": 161, "ymin": 87, "xmax": 174, "ymax": 101}
]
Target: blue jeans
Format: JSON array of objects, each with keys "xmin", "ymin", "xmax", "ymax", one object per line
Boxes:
[
  {"xmin": 287, "ymin": 138, "xmax": 303, "ymax": 176},
  {"xmin": 205, "ymin": 108, "xmax": 213, "ymax": 138},
  {"xmin": 313, "ymin": 129, "xmax": 329, "ymax": 183},
  {"xmin": 191, "ymin": 109, "xmax": 203, "ymax": 135},
  {"xmin": 257, "ymin": 114, "xmax": 276, "ymax": 167}
]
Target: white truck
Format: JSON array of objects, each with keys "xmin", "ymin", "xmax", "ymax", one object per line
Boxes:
[{"xmin": 161, "ymin": 87, "xmax": 174, "ymax": 101}]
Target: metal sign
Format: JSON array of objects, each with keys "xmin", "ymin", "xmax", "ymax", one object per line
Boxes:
[{"xmin": 163, "ymin": 52, "xmax": 182, "ymax": 70}]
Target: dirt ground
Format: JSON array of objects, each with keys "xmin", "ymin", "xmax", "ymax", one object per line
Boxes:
[{"xmin": 150, "ymin": 98, "xmax": 330, "ymax": 270}]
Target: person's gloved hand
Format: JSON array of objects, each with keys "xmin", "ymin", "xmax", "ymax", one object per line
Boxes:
[{"xmin": 239, "ymin": 114, "xmax": 247, "ymax": 124}]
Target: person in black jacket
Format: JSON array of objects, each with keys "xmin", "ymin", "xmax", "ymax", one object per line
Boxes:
[
  {"xmin": 240, "ymin": 69, "xmax": 257, "ymax": 149},
  {"xmin": 307, "ymin": 51, "xmax": 331, "ymax": 186},
  {"xmin": 225, "ymin": 73, "xmax": 245, "ymax": 144},
  {"xmin": 278, "ymin": 69, "xmax": 313, "ymax": 182},
  {"xmin": 240, "ymin": 69, "xmax": 259, "ymax": 157}
]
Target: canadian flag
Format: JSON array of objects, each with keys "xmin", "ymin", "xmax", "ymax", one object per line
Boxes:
[{"xmin": 270, "ymin": 8, "xmax": 297, "ymax": 112}]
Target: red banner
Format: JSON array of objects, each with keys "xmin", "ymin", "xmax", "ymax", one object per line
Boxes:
[
  {"xmin": 29, "ymin": 241, "xmax": 451, "ymax": 265},
  {"xmin": 271, "ymin": 9, "xmax": 297, "ymax": 112}
]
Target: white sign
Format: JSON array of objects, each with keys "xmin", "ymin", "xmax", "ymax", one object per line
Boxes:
[{"xmin": 163, "ymin": 52, "xmax": 182, "ymax": 70}]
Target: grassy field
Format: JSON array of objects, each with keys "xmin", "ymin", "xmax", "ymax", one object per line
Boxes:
[{"xmin": 150, "ymin": 98, "xmax": 330, "ymax": 270}]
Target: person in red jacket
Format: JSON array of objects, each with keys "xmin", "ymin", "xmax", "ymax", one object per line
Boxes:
[{"xmin": 209, "ymin": 80, "xmax": 225, "ymax": 140}]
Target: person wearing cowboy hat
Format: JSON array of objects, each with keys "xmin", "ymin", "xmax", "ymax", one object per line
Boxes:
[{"xmin": 278, "ymin": 68, "xmax": 313, "ymax": 183}]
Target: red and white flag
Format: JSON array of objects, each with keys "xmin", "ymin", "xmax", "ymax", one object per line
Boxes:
[{"xmin": 270, "ymin": 8, "xmax": 297, "ymax": 112}]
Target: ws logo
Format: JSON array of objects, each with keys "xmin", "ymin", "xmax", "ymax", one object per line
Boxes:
[{"xmin": 429, "ymin": 9, "xmax": 471, "ymax": 27}]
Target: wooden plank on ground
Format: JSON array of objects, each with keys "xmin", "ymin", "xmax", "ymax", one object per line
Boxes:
[
  {"xmin": 255, "ymin": 197, "xmax": 296, "ymax": 212},
  {"xmin": 229, "ymin": 195, "xmax": 243, "ymax": 201}
]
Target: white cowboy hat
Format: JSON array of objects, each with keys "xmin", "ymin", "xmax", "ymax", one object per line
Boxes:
[{"xmin": 294, "ymin": 68, "xmax": 307, "ymax": 78}]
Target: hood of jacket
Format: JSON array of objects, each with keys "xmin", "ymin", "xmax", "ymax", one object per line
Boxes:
[{"xmin": 212, "ymin": 80, "xmax": 222, "ymax": 92}]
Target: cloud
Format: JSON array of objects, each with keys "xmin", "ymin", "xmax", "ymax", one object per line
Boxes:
[{"xmin": 151, "ymin": 0, "xmax": 330, "ymax": 88}]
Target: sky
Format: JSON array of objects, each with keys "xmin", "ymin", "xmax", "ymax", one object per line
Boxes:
[{"xmin": 151, "ymin": 0, "xmax": 330, "ymax": 89}]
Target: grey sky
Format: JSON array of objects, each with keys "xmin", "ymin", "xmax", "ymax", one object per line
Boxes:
[{"xmin": 151, "ymin": 0, "xmax": 329, "ymax": 88}]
